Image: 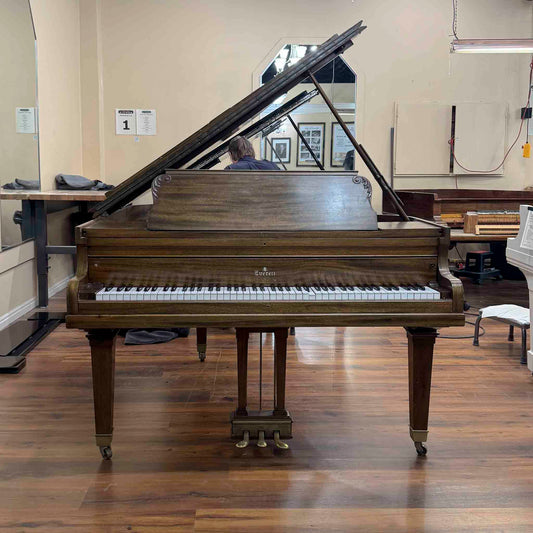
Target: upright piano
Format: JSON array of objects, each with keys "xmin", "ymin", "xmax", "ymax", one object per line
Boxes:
[
  {"xmin": 383, "ymin": 189, "xmax": 533, "ymax": 230},
  {"xmin": 506, "ymin": 204, "xmax": 533, "ymax": 371},
  {"xmin": 66, "ymin": 22, "xmax": 464, "ymax": 459}
]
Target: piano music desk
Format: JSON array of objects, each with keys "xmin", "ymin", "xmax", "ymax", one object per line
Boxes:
[{"xmin": 0, "ymin": 190, "xmax": 107, "ymax": 308}]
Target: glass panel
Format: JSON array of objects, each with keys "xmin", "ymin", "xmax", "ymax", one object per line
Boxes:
[
  {"xmin": 0, "ymin": 0, "xmax": 39, "ymax": 251},
  {"xmin": 259, "ymin": 45, "xmax": 356, "ymax": 171}
]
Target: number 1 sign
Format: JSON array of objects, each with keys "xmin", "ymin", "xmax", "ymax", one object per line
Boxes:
[{"xmin": 115, "ymin": 109, "xmax": 136, "ymax": 135}]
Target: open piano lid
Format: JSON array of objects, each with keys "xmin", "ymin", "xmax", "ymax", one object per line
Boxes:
[{"xmin": 91, "ymin": 21, "xmax": 366, "ymax": 218}]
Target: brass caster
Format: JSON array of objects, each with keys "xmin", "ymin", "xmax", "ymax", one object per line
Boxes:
[
  {"xmin": 235, "ymin": 430, "xmax": 250, "ymax": 448},
  {"xmin": 257, "ymin": 430, "xmax": 267, "ymax": 448},
  {"xmin": 273, "ymin": 431, "xmax": 289, "ymax": 450},
  {"xmin": 414, "ymin": 442, "xmax": 427, "ymax": 456},
  {"xmin": 99, "ymin": 446, "xmax": 112, "ymax": 460},
  {"xmin": 198, "ymin": 352, "xmax": 206, "ymax": 362}
]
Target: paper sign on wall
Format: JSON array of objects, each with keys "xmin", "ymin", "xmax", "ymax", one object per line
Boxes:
[
  {"xmin": 136, "ymin": 109, "xmax": 156, "ymax": 135},
  {"xmin": 16, "ymin": 107, "xmax": 36, "ymax": 134},
  {"xmin": 520, "ymin": 210, "xmax": 533, "ymax": 251},
  {"xmin": 115, "ymin": 109, "xmax": 136, "ymax": 135}
]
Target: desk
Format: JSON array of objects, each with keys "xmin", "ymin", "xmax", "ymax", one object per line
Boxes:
[{"xmin": 0, "ymin": 190, "xmax": 106, "ymax": 307}]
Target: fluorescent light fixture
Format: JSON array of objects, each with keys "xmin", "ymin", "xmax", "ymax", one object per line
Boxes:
[{"xmin": 451, "ymin": 38, "xmax": 533, "ymax": 54}]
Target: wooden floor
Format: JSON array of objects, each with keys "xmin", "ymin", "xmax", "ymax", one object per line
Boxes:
[{"xmin": 1, "ymin": 279, "xmax": 533, "ymax": 532}]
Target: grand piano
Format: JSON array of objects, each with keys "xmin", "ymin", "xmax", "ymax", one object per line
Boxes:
[{"xmin": 66, "ymin": 22, "xmax": 464, "ymax": 459}]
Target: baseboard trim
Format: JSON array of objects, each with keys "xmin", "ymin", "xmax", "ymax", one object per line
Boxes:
[{"xmin": 0, "ymin": 275, "xmax": 71, "ymax": 331}]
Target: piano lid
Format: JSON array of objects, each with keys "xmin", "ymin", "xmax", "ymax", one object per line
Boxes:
[{"xmin": 91, "ymin": 21, "xmax": 366, "ymax": 218}]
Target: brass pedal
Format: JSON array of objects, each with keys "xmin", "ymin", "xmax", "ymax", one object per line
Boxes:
[
  {"xmin": 257, "ymin": 430, "xmax": 267, "ymax": 448},
  {"xmin": 235, "ymin": 430, "xmax": 250, "ymax": 448},
  {"xmin": 274, "ymin": 430, "xmax": 289, "ymax": 449}
]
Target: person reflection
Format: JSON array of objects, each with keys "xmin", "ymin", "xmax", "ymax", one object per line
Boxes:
[{"xmin": 225, "ymin": 136, "xmax": 280, "ymax": 170}]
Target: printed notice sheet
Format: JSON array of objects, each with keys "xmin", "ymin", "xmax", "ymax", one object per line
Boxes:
[
  {"xmin": 520, "ymin": 210, "xmax": 533, "ymax": 251},
  {"xmin": 136, "ymin": 109, "xmax": 156, "ymax": 135},
  {"xmin": 16, "ymin": 107, "xmax": 36, "ymax": 133}
]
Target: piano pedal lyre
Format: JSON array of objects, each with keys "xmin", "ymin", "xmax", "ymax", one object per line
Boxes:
[{"xmin": 232, "ymin": 328, "xmax": 292, "ymax": 450}]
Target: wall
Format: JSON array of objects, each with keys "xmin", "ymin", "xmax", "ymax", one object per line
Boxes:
[
  {"xmin": 82, "ymin": 0, "xmax": 532, "ymax": 207},
  {"xmin": 0, "ymin": 0, "xmax": 82, "ymax": 327}
]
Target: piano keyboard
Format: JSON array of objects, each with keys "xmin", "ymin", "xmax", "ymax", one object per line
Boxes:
[{"xmin": 95, "ymin": 285, "xmax": 441, "ymax": 301}]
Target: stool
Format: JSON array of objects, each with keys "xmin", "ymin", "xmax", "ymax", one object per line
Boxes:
[
  {"xmin": 473, "ymin": 304, "xmax": 530, "ymax": 364},
  {"xmin": 452, "ymin": 250, "xmax": 502, "ymax": 284}
]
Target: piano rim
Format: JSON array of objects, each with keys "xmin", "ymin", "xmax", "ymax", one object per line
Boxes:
[{"xmin": 65, "ymin": 311, "xmax": 465, "ymax": 329}]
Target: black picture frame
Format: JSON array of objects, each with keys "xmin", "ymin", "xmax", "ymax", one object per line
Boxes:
[
  {"xmin": 296, "ymin": 122, "xmax": 325, "ymax": 167},
  {"xmin": 271, "ymin": 137, "xmax": 291, "ymax": 163},
  {"xmin": 330, "ymin": 121, "xmax": 355, "ymax": 167}
]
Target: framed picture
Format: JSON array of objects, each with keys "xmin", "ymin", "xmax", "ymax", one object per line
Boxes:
[
  {"xmin": 297, "ymin": 122, "xmax": 325, "ymax": 167},
  {"xmin": 271, "ymin": 137, "xmax": 291, "ymax": 164},
  {"xmin": 330, "ymin": 122, "xmax": 355, "ymax": 167}
]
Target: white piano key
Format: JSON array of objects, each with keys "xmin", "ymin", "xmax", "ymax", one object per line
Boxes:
[{"xmin": 96, "ymin": 288, "xmax": 106, "ymax": 301}]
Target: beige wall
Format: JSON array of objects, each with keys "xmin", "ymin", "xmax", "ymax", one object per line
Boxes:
[
  {"xmin": 0, "ymin": 0, "xmax": 82, "ymax": 325},
  {"xmin": 31, "ymin": 0, "xmax": 83, "ymax": 191},
  {"xmin": 81, "ymin": 0, "xmax": 532, "ymax": 204}
]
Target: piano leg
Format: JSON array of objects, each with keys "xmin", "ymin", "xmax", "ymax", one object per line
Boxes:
[
  {"xmin": 405, "ymin": 327, "xmax": 438, "ymax": 456},
  {"xmin": 196, "ymin": 327, "xmax": 207, "ymax": 362},
  {"xmin": 87, "ymin": 329, "xmax": 117, "ymax": 460}
]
